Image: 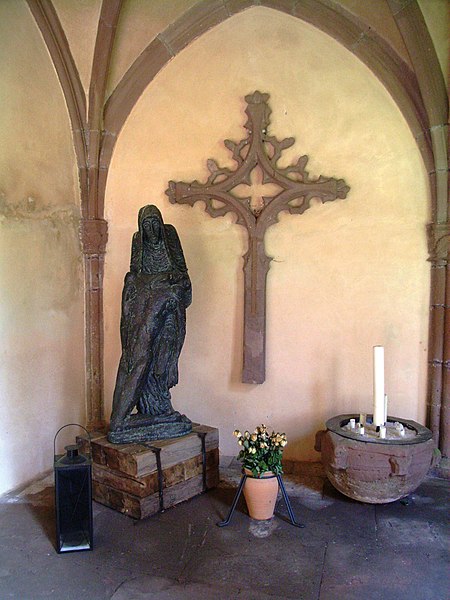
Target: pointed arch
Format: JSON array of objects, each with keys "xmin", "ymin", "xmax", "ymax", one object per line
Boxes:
[
  {"xmin": 26, "ymin": 0, "xmax": 449, "ymax": 454},
  {"xmin": 100, "ymin": 0, "xmax": 434, "ymax": 210},
  {"xmin": 100, "ymin": 0, "xmax": 448, "ymax": 453}
]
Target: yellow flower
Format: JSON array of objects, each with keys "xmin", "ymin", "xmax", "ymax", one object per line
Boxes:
[
  {"xmin": 244, "ymin": 431, "xmax": 250, "ymax": 439},
  {"xmin": 233, "ymin": 429, "xmax": 241, "ymax": 437},
  {"xmin": 238, "ymin": 439, "xmax": 243, "ymax": 446},
  {"xmin": 281, "ymin": 440, "xmax": 287, "ymax": 447},
  {"xmin": 250, "ymin": 433, "xmax": 257, "ymax": 442}
]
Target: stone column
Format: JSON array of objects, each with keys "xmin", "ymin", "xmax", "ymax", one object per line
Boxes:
[
  {"xmin": 427, "ymin": 221, "xmax": 449, "ymax": 457},
  {"xmin": 80, "ymin": 218, "xmax": 108, "ymax": 430}
]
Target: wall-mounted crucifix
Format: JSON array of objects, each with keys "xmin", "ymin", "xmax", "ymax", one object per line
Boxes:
[{"xmin": 166, "ymin": 91, "xmax": 350, "ymax": 384}]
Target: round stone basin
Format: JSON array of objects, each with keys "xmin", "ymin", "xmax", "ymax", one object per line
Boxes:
[{"xmin": 318, "ymin": 414, "xmax": 435, "ymax": 504}]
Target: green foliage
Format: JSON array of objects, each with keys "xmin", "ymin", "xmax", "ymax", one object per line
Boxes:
[{"xmin": 233, "ymin": 424, "xmax": 287, "ymax": 478}]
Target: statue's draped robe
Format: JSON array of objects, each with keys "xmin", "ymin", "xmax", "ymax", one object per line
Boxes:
[{"xmin": 109, "ymin": 205, "xmax": 192, "ymax": 443}]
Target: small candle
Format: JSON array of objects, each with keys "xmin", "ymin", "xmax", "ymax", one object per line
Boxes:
[
  {"xmin": 379, "ymin": 425, "xmax": 386, "ymax": 439},
  {"xmin": 359, "ymin": 426, "xmax": 365, "ymax": 435},
  {"xmin": 349, "ymin": 418, "xmax": 356, "ymax": 429},
  {"xmin": 396, "ymin": 423, "xmax": 405, "ymax": 437}
]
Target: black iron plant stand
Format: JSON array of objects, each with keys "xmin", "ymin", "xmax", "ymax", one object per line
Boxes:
[{"xmin": 217, "ymin": 472, "xmax": 305, "ymax": 528}]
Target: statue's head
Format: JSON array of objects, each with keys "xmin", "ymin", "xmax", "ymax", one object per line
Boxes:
[
  {"xmin": 137, "ymin": 205, "xmax": 171, "ymax": 274},
  {"xmin": 140, "ymin": 206, "xmax": 164, "ymax": 247}
]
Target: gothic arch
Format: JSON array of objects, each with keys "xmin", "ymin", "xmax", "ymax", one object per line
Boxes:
[
  {"xmin": 101, "ymin": 0, "xmax": 434, "ymax": 210},
  {"xmin": 27, "ymin": 0, "xmax": 448, "ymax": 461}
]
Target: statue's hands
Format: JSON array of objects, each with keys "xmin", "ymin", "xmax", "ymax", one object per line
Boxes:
[
  {"xmin": 156, "ymin": 271, "xmax": 188, "ymax": 285},
  {"xmin": 146, "ymin": 273, "xmax": 172, "ymax": 288},
  {"xmin": 141, "ymin": 271, "xmax": 190, "ymax": 293}
]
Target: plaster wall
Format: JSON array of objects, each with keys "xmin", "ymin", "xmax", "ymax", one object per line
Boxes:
[
  {"xmin": 104, "ymin": 7, "xmax": 430, "ymax": 461},
  {"xmin": 0, "ymin": 1, "xmax": 85, "ymax": 495}
]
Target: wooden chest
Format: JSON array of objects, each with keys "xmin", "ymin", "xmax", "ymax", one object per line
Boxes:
[{"xmin": 78, "ymin": 424, "xmax": 219, "ymax": 519}]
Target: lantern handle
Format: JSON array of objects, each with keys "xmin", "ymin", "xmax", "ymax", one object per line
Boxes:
[{"xmin": 54, "ymin": 423, "xmax": 92, "ymax": 457}]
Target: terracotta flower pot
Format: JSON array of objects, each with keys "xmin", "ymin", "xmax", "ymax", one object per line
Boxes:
[{"xmin": 243, "ymin": 469, "xmax": 279, "ymax": 520}]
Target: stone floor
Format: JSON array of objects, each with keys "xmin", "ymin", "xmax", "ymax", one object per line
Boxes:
[{"xmin": 0, "ymin": 458, "xmax": 448, "ymax": 600}]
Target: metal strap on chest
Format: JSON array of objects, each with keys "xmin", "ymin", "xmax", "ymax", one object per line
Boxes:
[
  {"xmin": 197, "ymin": 430, "xmax": 207, "ymax": 492},
  {"xmin": 146, "ymin": 430, "xmax": 208, "ymax": 514},
  {"xmin": 147, "ymin": 445, "xmax": 164, "ymax": 512}
]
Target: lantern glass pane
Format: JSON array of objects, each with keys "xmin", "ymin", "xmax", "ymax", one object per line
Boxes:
[{"xmin": 55, "ymin": 466, "xmax": 92, "ymax": 552}]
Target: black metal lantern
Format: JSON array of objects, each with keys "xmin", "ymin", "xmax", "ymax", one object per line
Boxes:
[{"xmin": 54, "ymin": 424, "xmax": 93, "ymax": 553}]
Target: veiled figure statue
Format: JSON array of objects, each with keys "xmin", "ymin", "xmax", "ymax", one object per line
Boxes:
[{"xmin": 108, "ymin": 205, "xmax": 192, "ymax": 444}]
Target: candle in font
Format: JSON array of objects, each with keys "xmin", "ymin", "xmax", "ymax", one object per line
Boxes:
[{"xmin": 373, "ymin": 345, "xmax": 385, "ymax": 427}]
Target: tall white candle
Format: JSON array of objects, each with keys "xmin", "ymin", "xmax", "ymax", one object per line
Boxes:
[{"xmin": 373, "ymin": 345, "xmax": 385, "ymax": 426}]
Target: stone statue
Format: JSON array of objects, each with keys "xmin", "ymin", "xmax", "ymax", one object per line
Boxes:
[{"xmin": 108, "ymin": 205, "xmax": 192, "ymax": 443}]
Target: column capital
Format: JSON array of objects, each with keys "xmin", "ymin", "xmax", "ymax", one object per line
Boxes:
[{"xmin": 80, "ymin": 218, "xmax": 108, "ymax": 255}]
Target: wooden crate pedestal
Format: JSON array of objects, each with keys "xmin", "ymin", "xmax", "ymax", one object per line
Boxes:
[{"xmin": 80, "ymin": 425, "xmax": 219, "ymax": 519}]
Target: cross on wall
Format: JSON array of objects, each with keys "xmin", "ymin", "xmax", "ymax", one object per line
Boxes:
[{"xmin": 166, "ymin": 91, "xmax": 350, "ymax": 384}]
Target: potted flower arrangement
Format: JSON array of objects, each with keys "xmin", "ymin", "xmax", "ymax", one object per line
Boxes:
[{"xmin": 233, "ymin": 425, "xmax": 287, "ymax": 520}]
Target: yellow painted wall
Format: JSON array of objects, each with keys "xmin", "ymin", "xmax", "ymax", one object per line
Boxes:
[
  {"xmin": 104, "ymin": 7, "xmax": 430, "ymax": 461},
  {"xmin": 1, "ymin": 0, "xmax": 443, "ymax": 494},
  {"xmin": 0, "ymin": 1, "xmax": 85, "ymax": 495}
]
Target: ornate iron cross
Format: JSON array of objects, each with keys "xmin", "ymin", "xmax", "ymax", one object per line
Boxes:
[{"xmin": 166, "ymin": 91, "xmax": 350, "ymax": 384}]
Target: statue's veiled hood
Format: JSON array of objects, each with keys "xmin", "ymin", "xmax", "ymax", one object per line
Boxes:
[{"xmin": 130, "ymin": 205, "xmax": 188, "ymax": 275}]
